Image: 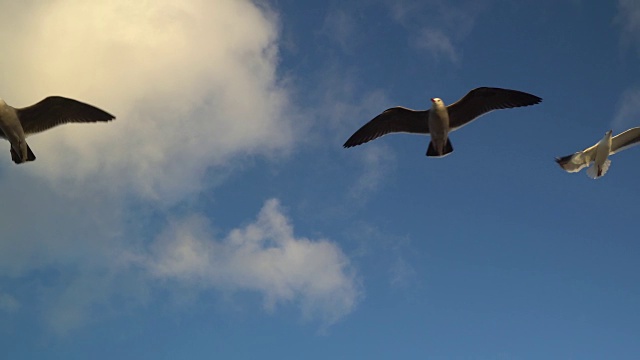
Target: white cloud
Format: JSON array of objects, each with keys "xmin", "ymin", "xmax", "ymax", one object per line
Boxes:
[
  {"xmin": 0, "ymin": 0, "xmax": 296, "ymax": 202},
  {"xmin": 613, "ymin": 88, "xmax": 640, "ymax": 130},
  {"xmin": 0, "ymin": 185, "xmax": 358, "ymax": 333},
  {"xmin": 145, "ymin": 199, "xmax": 360, "ymax": 326},
  {"xmin": 348, "ymin": 144, "xmax": 397, "ymax": 201},
  {"xmin": 617, "ymin": 0, "xmax": 640, "ymax": 36},
  {"xmin": 415, "ymin": 28, "xmax": 460, "ymax": 63},
  {"xmin": 384, "ymin": 0, "xmax": 484, "ymax": 63},
  {"xmin": 0, "ymin": 0, "xmax": 359, "ymax": 335},
  {"xmin": 616, "ymin": 0, "xmax": 640, "ymax": 55}
]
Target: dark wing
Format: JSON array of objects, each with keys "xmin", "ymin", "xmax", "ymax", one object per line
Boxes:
[
  {"xmin": 447, "ymin": 87, "xmax": 542, "ymax": 130},
  {"xmin": 611, "ymin": 127, "xmax": 640, "ymax": 154},
  {"xmin": 15, "ymin": 96, "xmax": 115, "ymax": 135},
  {"xmin": 343, "ymin": 107, "xmax": 429, "ymax": 148}
]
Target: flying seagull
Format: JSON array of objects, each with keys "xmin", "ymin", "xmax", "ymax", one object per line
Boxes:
[
  {"xmin": 555, "ymin": 127, "xmax": 640, "ymax": 179},
  {"xmin": 0, "ymin": 96, "xmax": 115, "ymax": 164},
  {"xmin": 343, "ymin": 87, "xmax": 542, "ymax": 157}
]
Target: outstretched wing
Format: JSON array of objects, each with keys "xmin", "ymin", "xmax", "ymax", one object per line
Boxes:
[
  {"xmin": 555, "ymin": 144, "xmax": 597, "ymax": 173},
  {"xmin": 16, "ymin": 96, "xmax": 115, "ymax": 135},
  {"xmin": 611, "ymin": 127, "xmax": 640, "ymax": 154},
  {"xmin": 447, "ymin": 87, "xmax": 542, "ymax": 130},
  {"xmin": 343, "ymin": 107, "xmax": 429, "ymax": 148}
]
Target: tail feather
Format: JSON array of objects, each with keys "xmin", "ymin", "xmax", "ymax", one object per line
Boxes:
[
  {"xmin": 426, "ymin": 139, "xmax": 454, "ymax": 157},
  {"xmin": 10, "ymin": 144, "xmax": 36, "ymax": 164},
  {"xmin": 586, "ymin": 159, "xmax": 611, "ymax": 179}
]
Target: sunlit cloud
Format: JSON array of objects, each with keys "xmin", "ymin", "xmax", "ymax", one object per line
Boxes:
[
  {"xmin": 0, "ymin": 0, "xmax": 358, "ymax": 335},
  {"xmin": 0, "ymin": 0, "xmax": 296, "ymax": 202}
]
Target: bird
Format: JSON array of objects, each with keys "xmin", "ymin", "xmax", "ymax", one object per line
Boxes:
[
  {"xmin": 0, "ymin": 96, "xmax": 115, "ymax": 164},
  {"xmin": 555, "ymin": 127, "xmax": 640, "ymax": 179},
  {"xmin": 343, "ymin": 87, "xmax": 542, "ymax": 157}
]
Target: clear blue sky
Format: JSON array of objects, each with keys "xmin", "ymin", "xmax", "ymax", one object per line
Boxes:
[{"xmin": 2, "ymin": 0, "xmax": 640, "ymax": 359}]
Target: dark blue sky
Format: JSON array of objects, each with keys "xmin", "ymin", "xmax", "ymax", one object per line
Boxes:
[{"xmin": 2, "ymin": 1, "xmax": 640, "ymax": 359}]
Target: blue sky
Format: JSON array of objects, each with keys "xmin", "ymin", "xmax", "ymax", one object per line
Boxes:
[{"xmin": 2, "ymin": 0, "xmax": 640, "ymax": 359}]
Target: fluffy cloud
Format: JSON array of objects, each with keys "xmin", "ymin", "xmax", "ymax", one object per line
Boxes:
[
  {"xmin": 145, "ymin": 199, "xmax": 360, "ymax": 325},
  {"xmin": 0, "ymin": 0, "xmax": 296, "ymax": 201},
  {"xmin": 0, "ymin": 0, "xmax": 359, "ymax": 334}
]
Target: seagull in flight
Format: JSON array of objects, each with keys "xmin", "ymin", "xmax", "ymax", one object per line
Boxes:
[
  {"xmin": 343, "ymin": 87, "xmax": 542, "ymax": 157},
  {"xmin": 0, "ymin": 96, "xmax": 115, "ymax": 164},
  {"xmin": 555, "ymin": 127, "xmax": 640, "ymax": 179}
]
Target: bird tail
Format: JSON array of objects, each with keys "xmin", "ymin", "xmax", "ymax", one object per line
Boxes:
[
  {"xmin": 10, "ymin": 144, "xmax": 36, "ymax": 164},
  {"xmin": 586, "ymin": 159, "xmax": 611, "ymax": 179},
  {"xmin": 426, "ymin": 139, "xmax": 454, "ymax": 157}
]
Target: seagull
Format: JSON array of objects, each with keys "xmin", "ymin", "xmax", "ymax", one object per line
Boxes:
[
  {"xmin": 0, "ymin": 96, "xmax": 115, "ymax": 164},
  {"xmin": 555, "ymin": 127, "xmax": 640, "ymax": 179},
  {"xmin": 343, "ymin": 87, "xmax": 542, "ymax": 157}
]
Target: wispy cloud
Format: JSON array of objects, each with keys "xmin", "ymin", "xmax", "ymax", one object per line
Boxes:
[
  {"xmin": 616, "ymin": 0, "xmax": 640, "ymax": 35},
  {"xmin": 616, "ymin": 0, "xmax": 640, "ymax": 54},
  {"xmin": 348, "ymin": 144, "xmax": 397, "ymax": 201},
  {"xmin": 613, "ymin": 88, "xmax": 640, "ymax": 130},
  {"xmin": 414, "ymin": 28, "xmax": 460, "ymax": 63},
  {"xmin": 384, "ymin": 0, "xmax": 484, "ymax": 63}
]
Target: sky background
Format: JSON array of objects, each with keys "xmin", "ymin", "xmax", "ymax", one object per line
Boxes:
[{"xmin": 1, "ymin": 0, "xmax": 640, "ymax": 359}]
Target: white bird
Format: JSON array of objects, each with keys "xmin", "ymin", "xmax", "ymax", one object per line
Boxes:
[
  {"xmin": 0, "ymin": 96, "xmax": 115, "ymax": 164},
  {"xmin": 555, "ymin": 127, "xmax": 640, "ymax": 179},
  {"xmin": 343, "ymin": 87, "xmax": 542, "ymax": 157}
]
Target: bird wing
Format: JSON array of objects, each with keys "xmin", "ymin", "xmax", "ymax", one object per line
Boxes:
[
  {"xmin": 15, "ymin": 96, "xmax": 115, "ymax": 135},
  {"xmin": 610, "ymin": 127, "xmax": 640, "ymax": 154},
  {"xmin": 555, "ymin": 144, "xmax": 597, "ymax": 173},
  {"xmin": 343, "ymin": 107, "xmax": 429, "ymax": 148},
  {"xmin": 446, "ymin": 87, "xmax": 542, "ymax": 130}
]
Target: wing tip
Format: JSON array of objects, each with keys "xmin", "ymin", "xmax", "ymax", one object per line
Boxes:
[
  {"xmin": 343, "ymin": 139, "xmax": 363, "ymax": 148},
  {"xmin": 555, "ymin": 154, "xmax": 572, "ymax": 166}
]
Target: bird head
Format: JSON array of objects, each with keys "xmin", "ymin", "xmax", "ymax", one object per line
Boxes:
[{"xmin": 430, "ymin": 98, "xmax": 443, "ymax": 108}]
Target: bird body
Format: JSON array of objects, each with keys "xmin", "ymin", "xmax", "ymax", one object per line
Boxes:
[
  {"xmin": 0, "ymin": 96, "xmax": 115, "ymax": 164},
  {"xmin": 427, "ymin": 98, "xmax": 453, "ymax": 157},
  {"xmin": 586, "ymin": 130, "xmax": 613, "ymax": 179},
  {"xmin": 556, "ymin": 127, "xmax": 640, "ymax": 179},
  {"xmin": 0, "ymin": 99, "xmax": 30, "ymax": 162},
  {"xmin": 343, "ymin": 87, "xmax": 542, "ymax": 157}
]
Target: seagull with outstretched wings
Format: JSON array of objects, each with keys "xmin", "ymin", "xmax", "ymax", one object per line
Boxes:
[
  {"xmin": 555, "ymin": 127, "xmax": 640, "ymax": 179},
  {"xmin": 0, "ymin": 96, "xmax": 115, "ymax": 164},
  {"xmin": 343, "ymin": 87, "xmax": 542, "ymax": 157}
]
